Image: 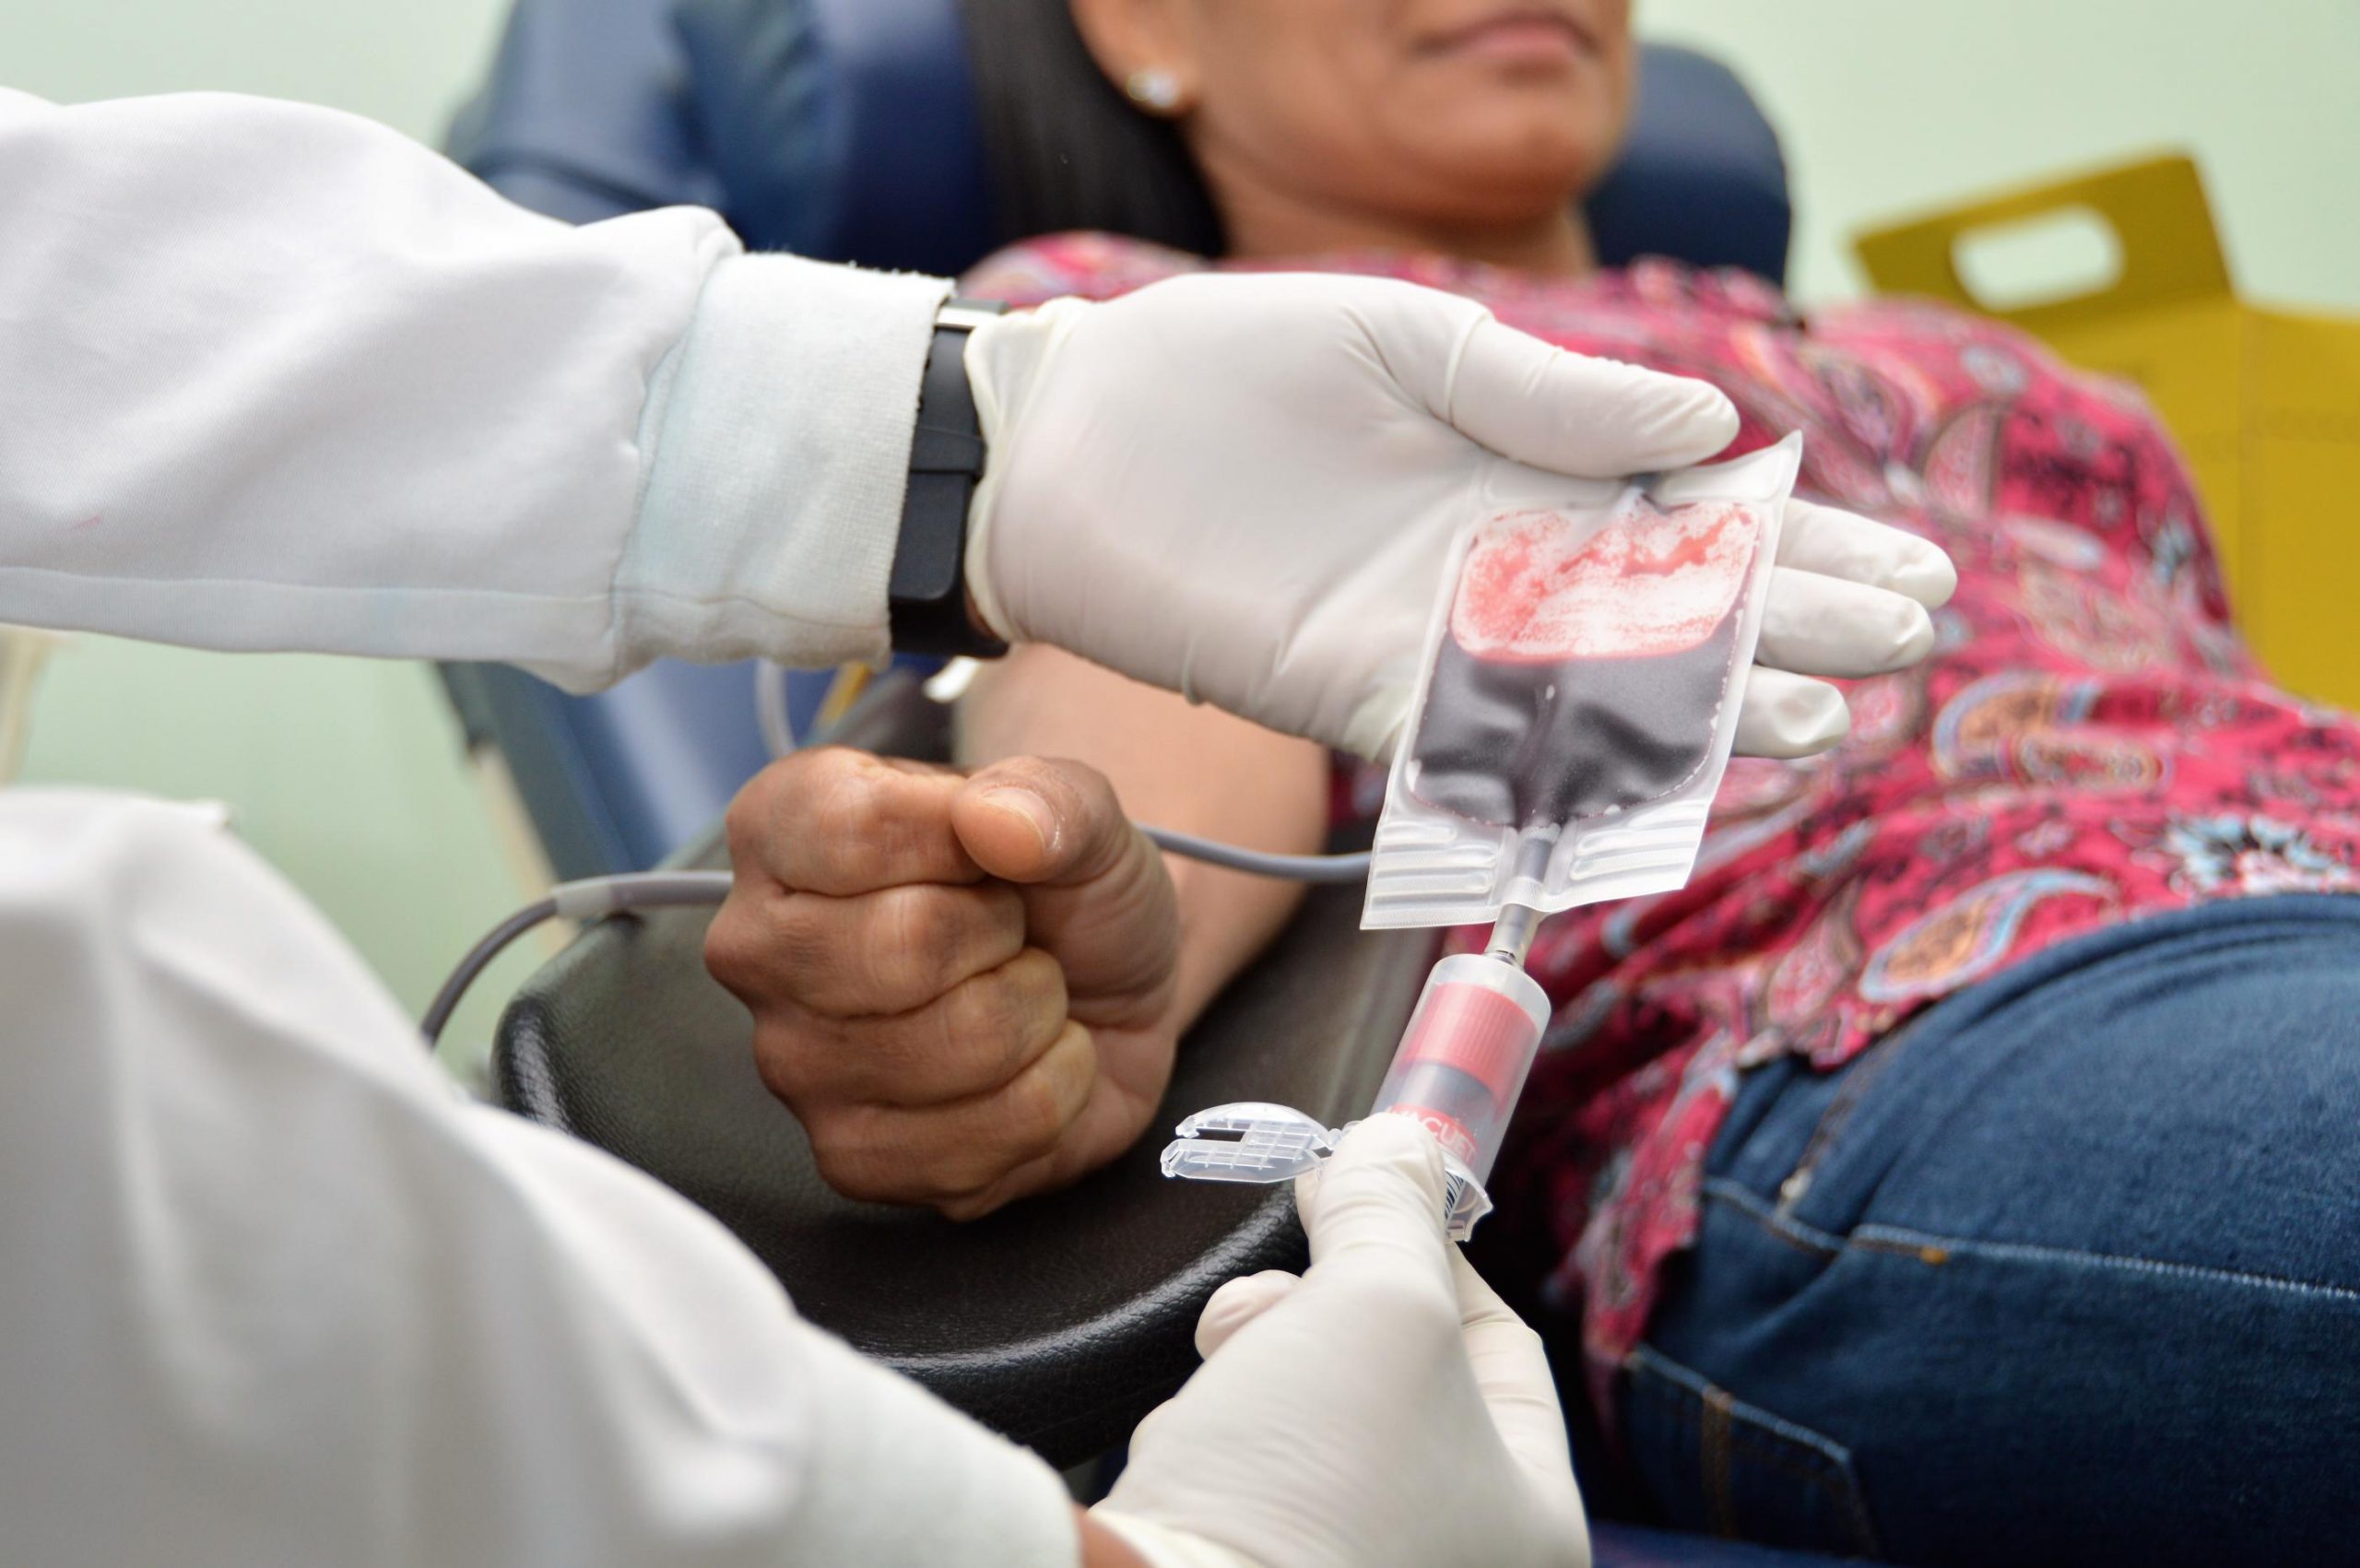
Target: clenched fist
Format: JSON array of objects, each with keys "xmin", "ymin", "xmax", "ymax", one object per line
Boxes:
[{"xmin": 705, "ymin": 748, "xmax": 1186, "ymax": 1219}]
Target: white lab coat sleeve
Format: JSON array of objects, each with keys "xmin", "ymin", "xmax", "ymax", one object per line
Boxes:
[
  {"xmin": 0, "ymin": 788, "xmax": 1079, "ymax": 1568},
  {"xmin": 0, "ymin": 88, "xmax": 950, "ymax": 688}
]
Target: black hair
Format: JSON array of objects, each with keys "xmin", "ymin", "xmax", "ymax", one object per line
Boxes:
[{"xmin": 953, "ymin": 0, "xmax": 1226, "ymax": 256}]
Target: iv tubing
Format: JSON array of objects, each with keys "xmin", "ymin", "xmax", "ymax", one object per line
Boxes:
[
  {"xmin": 1481, "ymin": 831, "xmax": 1558, "ymax": 968},
  {"xmin": 422, "ymin": 833, "xmax": 1373, "ymax": 1049}
]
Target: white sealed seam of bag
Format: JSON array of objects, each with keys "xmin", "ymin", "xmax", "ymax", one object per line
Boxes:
[{"xmin": 1362, "ymin": 433, "xmax": 1802, "ymax": 930}]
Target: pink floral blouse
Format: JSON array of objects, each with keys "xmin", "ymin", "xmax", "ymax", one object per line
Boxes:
[{"xmin": 964, "ymin": 234, "xmax": 2360, "ymax": 1415}]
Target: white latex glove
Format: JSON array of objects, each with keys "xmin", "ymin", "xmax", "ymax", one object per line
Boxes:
[
  {"xmin": 963, "ymin": 274, "xmax": 1955, "ymax": 761},
  {"xmin": 1091, "ymin": 1114, "xmax": 1590, "ymax": 1568}
]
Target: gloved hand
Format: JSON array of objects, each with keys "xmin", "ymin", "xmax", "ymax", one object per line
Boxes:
[
  {"xmin": 963, "ymin": 273, "xmax": 1955, "ymax": 761},
  {"xmin": 704, "ymin": 749, "xmax": 1185, "ymax": 1219},
  {"xmin": 1090, "ymin": 1114, "xmax": 1591, "ymax": 1568}
]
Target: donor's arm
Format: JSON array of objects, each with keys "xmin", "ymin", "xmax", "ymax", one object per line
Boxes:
[{"xmin": 704, "ymin": 644, "xmax": 1328, "ymax": 1214}]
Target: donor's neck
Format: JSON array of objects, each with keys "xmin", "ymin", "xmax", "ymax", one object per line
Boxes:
[{"xmin": 1216, "ymin": 183, "xmax": 1598, "ymax": 279}]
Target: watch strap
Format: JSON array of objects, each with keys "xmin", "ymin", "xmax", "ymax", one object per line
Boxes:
[{"xmin": 889, "ymin": 298, "xmax": 1009, "ymax": 658}]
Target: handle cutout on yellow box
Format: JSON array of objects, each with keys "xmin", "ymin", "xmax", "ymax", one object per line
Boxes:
[
  {"xmin": 1856, "ymin": 155, "xmax": 2229, "ymax": 336},
  {"xmin": 1953, "ymin": 206, "xmax": 2124, "ymax": 315}
]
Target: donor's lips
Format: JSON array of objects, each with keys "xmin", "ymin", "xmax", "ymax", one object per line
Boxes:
[
  {"xmin": 1408, "ymin": 501, "xmax": 1763, "ymax": 830},
  {"xmin": 1421, "ymin": 6, "xmax": 1599, "ymax": 63}
]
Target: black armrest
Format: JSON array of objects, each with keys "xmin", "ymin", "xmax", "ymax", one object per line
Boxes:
[{"xmin": 492, "ymin": 681, "xmax": 1435, "ymax": 1465}]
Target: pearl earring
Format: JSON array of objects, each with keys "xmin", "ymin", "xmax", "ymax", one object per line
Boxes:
[{"xmin": 1125, "ymin": 67, "xmax": 1184, "ymax": 113}]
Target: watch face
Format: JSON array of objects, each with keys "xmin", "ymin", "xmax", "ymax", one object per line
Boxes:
[{"xmin": 939, "ymin": 298, "xmax": 1010, "ymax": 329}]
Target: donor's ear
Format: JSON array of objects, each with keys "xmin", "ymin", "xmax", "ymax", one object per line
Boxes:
[{"xmin": 1067, "ymin": 0, "xmax": 1202, "ymax": 118}]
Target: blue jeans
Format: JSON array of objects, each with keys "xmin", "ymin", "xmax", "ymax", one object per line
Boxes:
[{"xmin": 1616, "ymin": 894, "xmax": 2360, "ymax": 1564}]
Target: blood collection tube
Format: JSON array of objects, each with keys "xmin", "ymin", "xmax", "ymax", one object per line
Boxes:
[
  {"xmin": 1372, "ymin": 951, "xmax": 1551, "ymax": 1207},
  {"xmin": 1160, "ymin": 946, "xmax": 1551, "ymax": 1235}
]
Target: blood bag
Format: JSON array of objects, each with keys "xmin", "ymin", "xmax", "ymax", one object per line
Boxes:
[
  {"xmin": 1162, "ymin": 436, "xmax": 1805, "ymax": 1237},
  {"xmin": 1363, "ymin": 435, "xmax": 1800, "ymax": 929}
]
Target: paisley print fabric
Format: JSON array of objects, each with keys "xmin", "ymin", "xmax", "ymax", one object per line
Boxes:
[{"xmin": 963, "ymin": 234, "xmax": 2360, "ymax": 1415}]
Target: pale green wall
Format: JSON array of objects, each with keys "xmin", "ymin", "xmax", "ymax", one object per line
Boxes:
[
  {"xmin": 4, "ymin": 0, "xmax": 507, "ymax": 138},
  {"xmin": 6, "ymin": 0, "xmax": 2354, "ymax": 1072},
  {"xmin": 1646, "ymin": 0, "xmax": 2360, "ymax": 312}
]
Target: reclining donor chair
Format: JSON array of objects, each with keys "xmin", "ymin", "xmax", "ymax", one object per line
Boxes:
[{"xmin": 454, "ymin": 4, "xmax": 1843, "ymax": 1560}]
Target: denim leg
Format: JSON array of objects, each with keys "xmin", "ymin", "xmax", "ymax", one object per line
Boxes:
[{"xmin": 1618, "ymin": 894, "xmax": 2360, "ymax": 1566}]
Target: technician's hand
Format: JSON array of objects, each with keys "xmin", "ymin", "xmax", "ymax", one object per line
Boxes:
[
  {"xmin": 964, "ymin": 273, "xmax": 1955, "ymax": 761},
  {"xmin": 1092, "ymin": 1114, "xmax": 1590, "ymax": 1568},
  {"xmin": 705, "ymin": 748, "xmax": 1182, "ymax": 1219}
]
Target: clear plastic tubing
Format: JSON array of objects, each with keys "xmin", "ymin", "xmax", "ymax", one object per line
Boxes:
[{"xmin": 1373, "ymin": 950, "xmax": 1552, "ymax": 1210}]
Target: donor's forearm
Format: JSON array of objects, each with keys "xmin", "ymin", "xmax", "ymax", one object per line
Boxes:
[{"xmin": 957, "ymin": 645, "xmax": 1329, "ymax": 1033}]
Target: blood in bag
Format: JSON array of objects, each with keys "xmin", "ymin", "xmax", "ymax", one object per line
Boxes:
[
  {"xmin": 1363, "ymin": 433, "xmax": 1800, "ymax": 929},
  {"xmin": 1405, "ymin": 499, "xmax": 1761, "ymax": 830}
]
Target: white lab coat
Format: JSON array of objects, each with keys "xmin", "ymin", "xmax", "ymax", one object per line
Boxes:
[
  {"xmin": 0, "ymin": 87, "xmax": 948, "ymax": 685},
  {"xmin": 0, "ymin": 90, "xmax": 1079, "ymax": 1566}
]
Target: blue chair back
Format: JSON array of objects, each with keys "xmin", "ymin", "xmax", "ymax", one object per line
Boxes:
[{"xmin": 444, "ymin": 0, "xmax": 1792, "ymax": 878}]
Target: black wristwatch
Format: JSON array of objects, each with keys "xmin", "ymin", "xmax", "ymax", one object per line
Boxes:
[{"xmin": 889, "ymin": 297, "xmax": 1009, "ymax": 658}]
